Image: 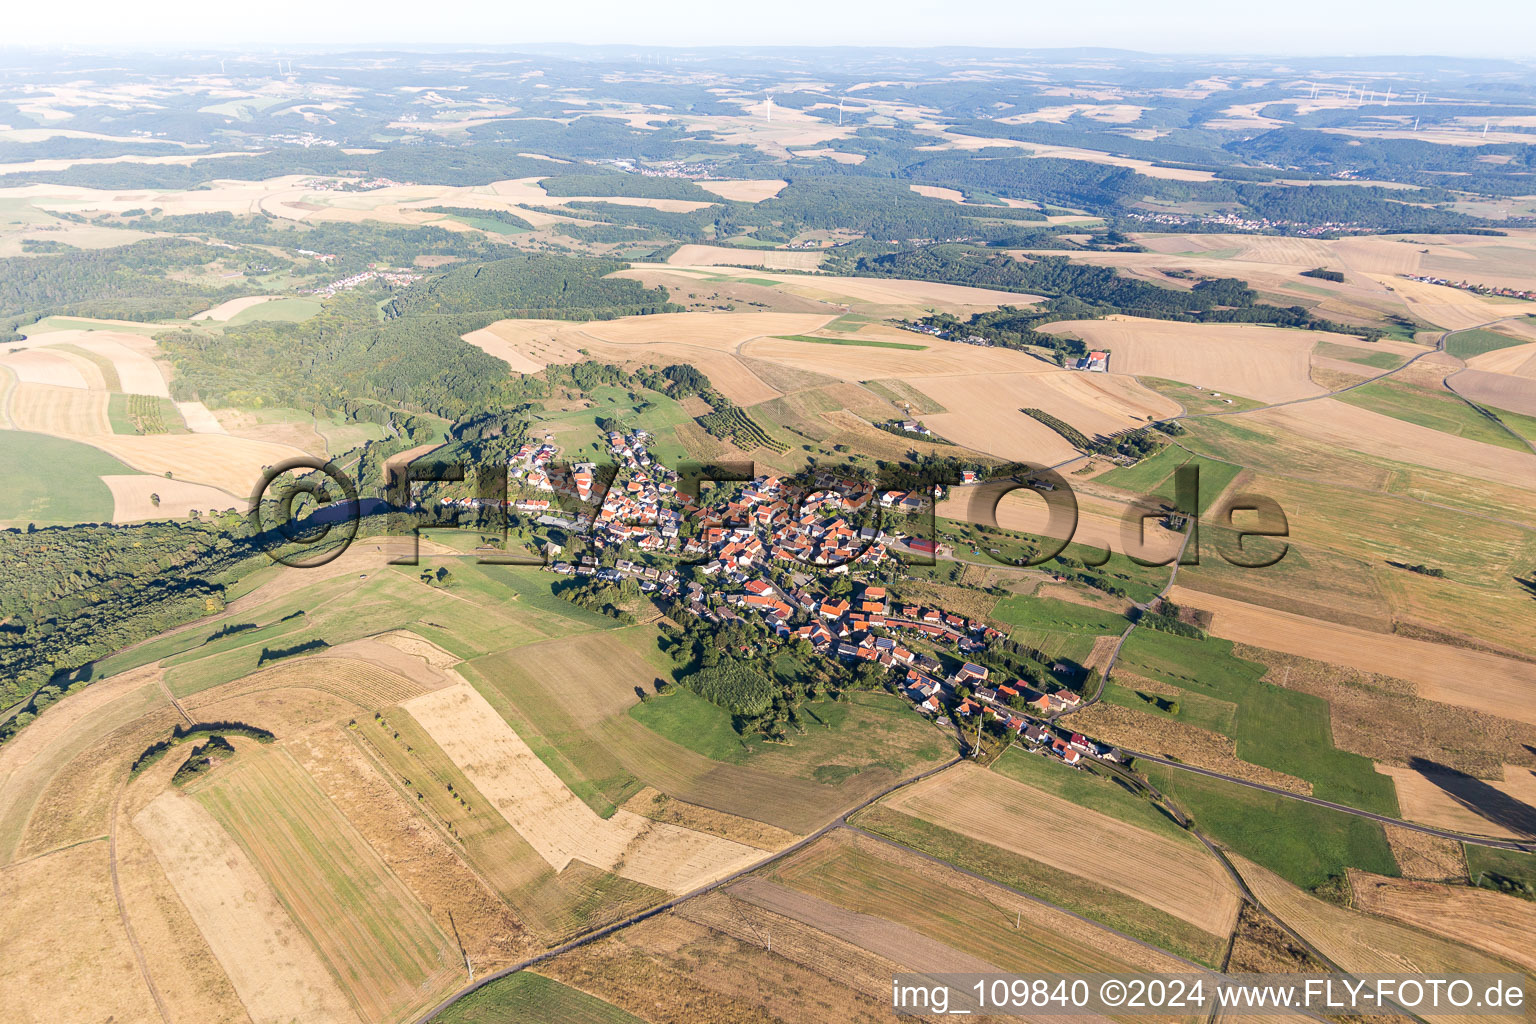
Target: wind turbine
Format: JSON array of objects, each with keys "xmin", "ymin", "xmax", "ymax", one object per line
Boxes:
[
  {"xmin": 763, "ymin": 93, "xmax": 773, "ymax": 122},
  {"xmin": 1383, "ymin": 86, "xmax": 1392, "ymax": 106},
  {"xmin": 838, "ymin": 98, "xmax": 845, "ymax": 126},
  {"xmin": 1483, "ymin": 121, "xmax": 1491, "ymax": 138},
  {"xmin": 1413, "ymin": 117, "xmax": 1419, "ymax": 131},
  {"xmin": 218, "ymin": 58, "xmax": 225, "ymax": 74}
]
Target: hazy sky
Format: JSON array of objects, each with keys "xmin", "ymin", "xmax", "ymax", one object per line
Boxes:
[{"xmin": 7, "ymin": 0, "xmax": 1534, "ymax": 57}]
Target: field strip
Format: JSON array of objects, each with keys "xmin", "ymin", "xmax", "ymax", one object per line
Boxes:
[
  {"xmin": 197, "ymin": 749, "xmax": 458, "ymax": 1023},
  {"xmin": 173, "ymin": 400, "xmax": 228, "ymax": 433},
  {"xmin": 133, "ymin": 791, "xmax": 362, "ymax": 1024},
  {"xmin": 191, "ymin": 295, "xmax": 282, "ymax": 321},
  {"xmin": 666, "ymin": 243, "xmax": 823, "ymax": 270},
  {"xmin": 402, "ymin": 682, "xmax": 763, "ymax": 893},
  {"xmin": 0, "ymin": 668, "xmax": 167, "ymax": 865},
  {"xmin": 0, "ymin": 364, "xmax": 13, "ymax": 428},
  {"xmin": 103, "ymin": 474, "xmax": 239, "ymax": 523},
  {"xmin": 1242, "ymin": 398, "xmax": 1536, "ymax": 491},
  {"xmin": 49, "ymin": 332, "xmax": 170, "ymax": 396},
  {"xmin": 729, "ymin": 876, "xmax": 1002, "ymax": 971},
  {"xmin": 0, "ymin": 347, "xmax": 91, "ymax": 389},
  {"xmin": 1350, "ymin": 869, "xmax": 1536, "ymax": 973},
  {"xmin": 1379, "ymin": 764, "xmax": 1536, "ymax": 840},
  {"xmin": 1169, "ymin": 586, "xmax": 1536, "ymax": 726},
  {"xmin": 1041, "ymin": 317, "xmax": 1330, "ymax": 403},
  {"xmin": 882, "ymin": 762, "xmax": 1240, "ymax": 935},
  {"xmin": 1232, "ymin": 853, "xmax": 1527, "ymax": 1024},
  {"xmin": 0, "ymin": 840, "xmax": 159, "ymax": 1023}
]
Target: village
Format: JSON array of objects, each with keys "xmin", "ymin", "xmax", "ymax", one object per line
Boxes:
[
  {"xmin": 1401, "ymin": 272, "xmax": 1536, "ymax": 301},
  {"xmin": 438, "ymin": 424, "xmax": 1122, "ymax": 770}
]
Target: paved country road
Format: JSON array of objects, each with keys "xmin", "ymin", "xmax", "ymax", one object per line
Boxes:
[{"xmin": 1123, "ymin": 748, "xmax": 1536, "ymax": 853}]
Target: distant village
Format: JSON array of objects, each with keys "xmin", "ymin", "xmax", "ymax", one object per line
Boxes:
[
  {"xmin": 1127, "ymin": 209, "xmax": 1379, "ymax": 237},
  {"xmin": 1401, "ymin": 272, "xmax": 1536, "ymax": 301},
  {"xmin": 436, "ymin": 426, "xmax": 1122, "ymax": 769},
  {"xmin": 304, "ymin": 267, "xmax": 422, "ymax": 296},
  {"xmin": 299, "ymin": 175, "xmax": 411, "ymax": 192}
]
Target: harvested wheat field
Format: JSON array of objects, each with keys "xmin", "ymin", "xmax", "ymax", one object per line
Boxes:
[
  {"xmin": 1350, "ymin": 870, "xmax": 1536, "ymax": 973},
  {"xmin": 910, "ymin": 183, "xmax": 969, "ymax": 202},
  {"xmin": 667, "ymin": 264, "xmax": 1040, "ymax": 314},
  {"xmin": 891, "ymin": 370, "xmax": 1173, "ymax": 464},
  {"xmin": 1233, "ymin": 854, "xmax": 1530, "ymax": 1024},
  {"xmin": 197, "ymin": 748, "xmax": 459, "ymax": 1023},
  {"xmin": 1452, "ymin": 370, "xmax": 1536, "ymax": 416},
  {"xmin": 1379, "ymin": 764, "xmax": 1536, "ymax": 841},
  {"xmin": 0, "ymin": 346, "xmax": 92, "ymax": 388},
  {"xmin": 98, "ymin": 433, "xmax": 309, "ymax": 497},
  {"xmin": 460, "ymin": 319, "xmax": 587, "ymax": 374},
  {"xmin": 134, "ymin": 790, "xmax": 364, "ymax": 1024},
  {"xmin": 772, "ymin": 829, "xmax": 1199, "ymax": 982},
  {"xmin": 0, "ymin": 841, "xmax": 159, "ymax": 1023},
  {"xmin": 620, "ymin": 788, "xmax": 800, "ymax": 851},
  {"xmin": 695, "ymin": 178, "xmax": 787, "ymax": 202},
  {"xmin": 0, "ymin": 665, "xmax": 166, "ymax": 864},
  {"xmin": 191, "ymin": 295, "xmax": 283, "ymax": 321},
  {"xmin": 1468, "ymin": 342, "xmax": 1536, "ymax": 378},
  {"xmin": 7, "ymin": 380, "xmax": 310, "ymax": 495},
  {"xmin": 1414, "ymin": 234, "xmax": 1536, "ymax": 293},
  {"xmin": 742, "ymin": 329, "xmax": 1038, "ymax": 379},
  {"xmin": 1042, "ymin": 317, "xmax": 1341, "ymax": 403},
  {"xmin": 540, "ymin": 907, "xmax": 897, "ymax": 1024},
  {"xmin": 676, "ymin": 888, "xmax": 921, "ymax": 1011},
  {"xmin": 1169, "ymin": 586, "xmax": 1536, "ymax": 726},
  {"xmin": 1244, "ymin": 398, "xmax": 1536, "ymax": 490},
  {"xmin": 471, "ymin": 175, "xmax": 716, "ymax": 212},
  {"xmin": 1369, "ymin": 274, "xmax": 1536, "ymax": 331},
  {"xmin": 922, "ymin": 366, "xmax": 1175, "ymax": 434},
  {"xmin": 940, "ymin": 486, "xmax": 1183, "ymax": 563},
  {"xmin": 402, "ymin": 682, "xmax": 763, "ymax": 892},
  {"xmin": 729, "ymin": 875, "xmax": 1003, "ymax": 972},
  {"xmin": 1136, "ymin": 233, "xmax": 1338, "ymax": 266},
  {"xmin": 7, "ymin": 381, "xmax": 111, "ymax": 434},
  {"xmin": 883, "ymin": 762, "xmax": 1240, "ymax": 935},
  {"xmin": 186, "ymin": 654, "xmax": 438, "ymax": 713},
  {"xmin": 288, "ymin": 723, "xmax": 537, "ymax": 970},
  {"xmin": 311, "ymin": 635, "xmax": 460, "ymax": 693},
  {"xmin": 565, "ymin": 311, "xmax": 839, "ymax": 404},
  {"xmin": 474, "ymin": 628, "xmax": 672, "ymax": 727},
  {"xmin": 36, "ymin": 330, "xmax": 170, "ymax": 396},
  {"xmin": 579, "ymin": 310, "xmax": 834, "ymax": 350},
  {"xmin": 175, "ymin": 400, "xmax": 228, "ymax": 433},
  {"xmin": 103, "ymin": 473, "xmax": 240, "ymax": 521},
  {"xmin": 109, "ymin": 802, "xmax": 255, "ymax": 1024},
  {"xmin": 666, "ymin": 243, "xmax": 826, "ymax": 270}
]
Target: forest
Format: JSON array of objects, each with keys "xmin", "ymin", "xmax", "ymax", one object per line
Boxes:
[
  {"xmin": 845, "ymin": 246, "xmax": 1385, "ymax": 338},
  {"xmin": 160, "ymin": 256, "xmax": 679, "ymax": 420},
  {"xmin": 0, "ymin": 513, "xmax": 265, "ymax": 729}
]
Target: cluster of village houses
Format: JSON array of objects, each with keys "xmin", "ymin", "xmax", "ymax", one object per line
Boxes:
[
  {"xmin": 305, "ymin": 267, "xmax": 422, "ymax": 297},
  {"xmin": 438, "ymin": 427, "xmax": 1118, "ymax": 768},
  {"xmin": 1402, "ymin": 273, "xmax": 1536, "ymax": 301}
]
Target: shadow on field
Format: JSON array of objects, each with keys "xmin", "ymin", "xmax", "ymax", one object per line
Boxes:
[{"xmin": 1408, "ymin": 756, "xmax": 1536, "ymax": 839}]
